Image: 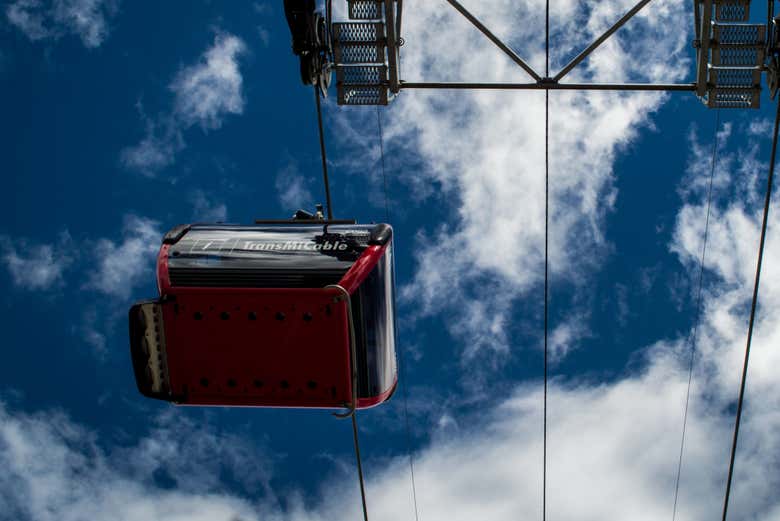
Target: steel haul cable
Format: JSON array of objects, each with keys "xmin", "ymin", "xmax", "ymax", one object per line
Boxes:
[
  {"xmin": 376, "ymin": 106, "xmax": 421, "ymax": 521},
  {"xmin": 542, "ymin": 90, "xmax": 549, "ymax": 521},
  {"xmin": 543, "ymin": 1, "xmax": 550, "ymax": 520},
  {"xmin": 352, "ymin": 413, "xmax": 369, "ymax": 521},
  {"xmin": 671, "ymin": 109, "xmax": 721, "ymax": 521},
  {"xmin": 721, "ymin": 99, "xmax": 780, "ymax": 521},
  {"xmin": 315, "ymin": 86, "xmax": 334, "ymax": 220},
  {"xmin": 314, "ymin": 86, "xmax": 368, "ymax": 521}
]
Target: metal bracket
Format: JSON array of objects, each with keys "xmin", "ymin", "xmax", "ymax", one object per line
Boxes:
[
  {"xmin": 384, "ymin": 0, "xmax": 400, "ymax": 94},
  {"xmin": 768, "ymin": 55, "xmax": 780, "ymax": 99}
]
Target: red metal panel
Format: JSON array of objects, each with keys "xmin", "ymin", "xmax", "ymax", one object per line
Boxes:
[
  {"xmin": 161, "ymin": 287, "xmax": 353, "ymax": 408},
  {"xmin": 338, "ymin": 244, "xmax": 387, "ymax": 294},
  {"xmin": 157, "ymin": 244, "xmax": 171, "ymax": 293}
]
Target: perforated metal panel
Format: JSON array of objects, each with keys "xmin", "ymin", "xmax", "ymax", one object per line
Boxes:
[
  {"xmin": 712, "ymin": 23, "xmax": 766, "ymax": 45},
  {"xmin": 348, "ymin": 0, "xmax": 384, "ymax": 20},
  {"xmin": 713, "ymin": 46, "xmax": 765, "ymax": 66},
  {"xmin": 706, "ymin": 65, "xmax": 761, "ymax": 108},
  {"xmin": 709, "ymin": 65, "xmax": 762, "ymax": 87},
  {"xmin": 333, "ymin": 22, "xmax": 386, "ymax": 65},
  {"xmin": 336, "ymin": 64, "xmax": 389, "ymax": 105},
  {"xmin": 335, "ymin": 43, "xmax": 385, "ymax": 63},
  {"xmin": 338, "ymin": 85, "xmax": 389, "ymax": 105},
  {"xmin": 332, "ymin": 22, "xmax": 385, "ymax": 43},
  {"xmin": 714, "ymin": 0, "xmax": 750, "ymax": 22},
  {"xmin": 337, "ymin": 64, "xmax": 388, "ymax": 84},
  {"xmin": 712, "ymin": 23, "xmax": 766, "ymax": 66},
  {"xmin": 713, "ymin": 23, "xmax": 764, "ymax": 45},
  {"xmin": 706, "ymin": 87, "xmax": 760, "ymax": 108}
]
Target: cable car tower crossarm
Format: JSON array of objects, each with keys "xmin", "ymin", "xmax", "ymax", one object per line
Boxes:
[{"xmin": 330, "ymin": 0, "xmax": 773, "ymax": 106}]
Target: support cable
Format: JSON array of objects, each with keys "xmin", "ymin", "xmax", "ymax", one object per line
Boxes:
[
  {"xmin": 315, "ymin": 86, "xmax": 334, "ymax": 220},
  {"xmin": 377, "ymin": 109, "xmax": 391, "ymax": 224},
  {"xmin": 543, "ymin": 89, "xmax": 549, "ymax": 521},
  {"xmin": 721, "ymin": 99, "xmax": 780, "ymax": 521},
  {"xmin": 376, "ymin": 107, "xmax": 421, "ymax": 521},
  {"xmin": 328, "ymin": 283, "xmax": 369, "ymax": 521},
  {"xmin": 671, "ymin": 109, "xmax": 721, "ymax": 521},
  {"xmin": 352, "ymin": 413, "xmax": 370, "ymax": 521},
  {"xmin": 543, "ymin": 1, "xmax": 550, "ymax": 520}
]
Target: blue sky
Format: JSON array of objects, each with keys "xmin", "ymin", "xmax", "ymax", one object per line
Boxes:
[{"xmin": 2, "ymin": 0, "xmax": 780, "ymax": 520}]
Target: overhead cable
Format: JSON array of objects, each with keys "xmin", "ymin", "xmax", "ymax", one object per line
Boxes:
[
  {"xmin": 376, "ymin": 106, "xmax": 421, "ymax": 521},
  {"xmin": 315, "ymin": 86, "xmax": 335, "ymax": 220},
  {"xmin": 721, "ymin": 98, "xmax": 780, "ymax": 521},
  {"xmin": 543, "ymin": 1, "xmax": 550, "ymax": 519},
  {"xmin": 672, "ymin": 109, "xmax": 721, "ymax": 521}
]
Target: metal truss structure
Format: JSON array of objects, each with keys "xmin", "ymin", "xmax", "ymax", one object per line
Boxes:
[{"xmin": 330, "ymin": 0, "xmax": 779, "ymax": 108}]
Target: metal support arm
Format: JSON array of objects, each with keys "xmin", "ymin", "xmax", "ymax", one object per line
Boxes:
[
  {"xmin": 553, "ymin": 0, "xmax": 655, "ymax": 81},
  {"xmin": 400, "ymin": 81, "xmax": 696, "ymax": 91},
  {"xmin": 444, "ymin": 0, "xmax": 542, "ymax": 82}
]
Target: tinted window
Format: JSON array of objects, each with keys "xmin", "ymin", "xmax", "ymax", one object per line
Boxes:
[{"xmin": 353, "ymin": 244, "xmax": 397, "ymax": 398}]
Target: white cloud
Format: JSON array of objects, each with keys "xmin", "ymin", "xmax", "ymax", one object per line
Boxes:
[
  {"xmin": 0, "ymin": 403, "xmax": 267, "ymax": 521},
  {"xmin": 121, "ymin": 33, "xmax": 247, "ymax": 176},
  {"xmin": 6, "ymin": 0, "xmax": 49, "ymax": 41},
  {"xmin": 119, "ymin": 118, "xmax": 183, "ymax": 177},
  {"xmin": 275, "ymin": 161, "xmax": 314, "ymax": 211},
  {"xmin": 190, "ymin": 189, "xmax": 228, "ymax": 222},
  {"xmin": 75, "ymin": 307, "xmax": 107, "ymax": 356},
  {"xmin": 548, "ymin": 313, "xmax": 591, "ymax": 361},
  {"xmin": 84, "ymin": 215, "xmax": 160, "ymax": 299},
  {"xmin": 6, "ymin": 0, "xmax": 118, "ymax": 48},
  {"xmin": 51, "ymin": 0, "xmax": 116, "ymax": 48},
  {"xmin": 0, "ymin": 232, "xmax": 73, "ymax": 291},
  {"xmin": 171, "ymin": 34, "xmax": 246, "ymax": 130},
  {"xmin": 257, "ymin": 26, "xmax": 270, "ymax": 47},
  {"xmin": 252, "ymin": 2, "xmax": 271, "ymax": 15}
]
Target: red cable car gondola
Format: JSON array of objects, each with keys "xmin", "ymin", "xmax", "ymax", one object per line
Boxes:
[{"xmin": 129, "ymin": 220, "xmax": 397, "ymax": 411}]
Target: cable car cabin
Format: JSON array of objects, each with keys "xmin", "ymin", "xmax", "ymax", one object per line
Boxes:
[{"xmin": 128, "ymin": 222, "xmax": 397, "ymax": 410}]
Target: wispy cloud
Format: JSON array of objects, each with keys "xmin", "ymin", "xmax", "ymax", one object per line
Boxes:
[
  {"xmin": 548, "ymin": 312, "xmax": 591, "ymax": 361},
  {"xmin": 257, "ymin": 26, "xmax": 270, "ymax": 46},
  {"xmin": 75, "ymin": 307, "xmax": 107, "ymax": 357},
  {"xmin": 121, "ymin": 33, "xmax": 247, "ymax": 176},
  {"xmin": 119, "ymin": 117, "xmax": 182, "ymax": 176},
  {"xmin": 84, "ymin": 215, "xmax": 160, "ymax": 299},
  {"xmin": 275, "ymin": 159, "xmax": 314, "ymax": 212},
  {"xmin": 0, "ymin": 403, "xmax": 271, "ymax": 521},
  {"xmin": 190, "ymin": 189, "xmax": 227, "ymax": 222},
  {"xmin": 0, "ymin": 232, "xmax": 73, "ymax": 291},
  {"xmin": 170, "ymin": 34, "xmax": 246, "ymax": 130},
  {"xmin": 6, "ymin": 0, "xmax": 119, "ymax": 48},
  {"xmin": 252, "ymin": 2, "xmax": 271, "ymax": 15}
]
